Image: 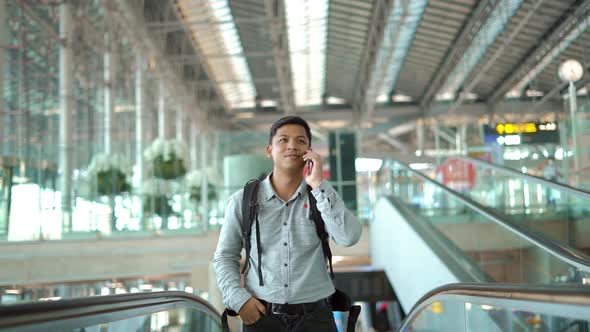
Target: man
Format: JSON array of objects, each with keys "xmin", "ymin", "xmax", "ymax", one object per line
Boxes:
[{"xmin": 213, "ymin": 116, "xmax": 362, "ymax": 331}]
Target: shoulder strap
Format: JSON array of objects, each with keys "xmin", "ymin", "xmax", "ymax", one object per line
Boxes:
[
  {"xmin": 307, "ymin": 185, "xmax": 334, "ymax": 279},
  {"xmin": 241, "ymin": 179, "xmax": 260, "ymax": 279}
]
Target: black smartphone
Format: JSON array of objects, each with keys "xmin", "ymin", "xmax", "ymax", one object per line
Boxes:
[{"xmin": 306, "ymin": 159, "xmax": 312, "ymax": 174}]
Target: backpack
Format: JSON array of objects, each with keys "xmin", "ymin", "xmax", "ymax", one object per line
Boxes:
[{"xmin": 221, "ymin": 179, "xmax": 361, "ymax": 332}]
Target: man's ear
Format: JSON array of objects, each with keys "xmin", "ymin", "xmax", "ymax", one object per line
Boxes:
[{"xmin": 266, "ymin": 144, "xmax": 272, "ymax": 159}]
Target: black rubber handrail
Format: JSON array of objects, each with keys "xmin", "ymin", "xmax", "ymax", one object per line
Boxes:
[
  {"xmin": 385, "ymin": 159, "xmax": 590, "ymax": 272},
  {"xmin": 400, "ymin": 283, "xmax": 590, "ymax": 331},
  {"xmin": 0, "ymin": 291, "xmax": 220, "ymax": 329},
  {"xmin": 459, "ymin": 155, "xmax": 590, "ymax": 199}
]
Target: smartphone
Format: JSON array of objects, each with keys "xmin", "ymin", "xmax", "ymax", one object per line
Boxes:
[{"xmin": 306, "ymin": 159, "xmax": 312, "ymax": 174}]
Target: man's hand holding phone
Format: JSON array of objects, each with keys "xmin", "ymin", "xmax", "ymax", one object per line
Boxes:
[{"xmin": 303, "ymin": 150, "xmax": 323, "ymax": 189}]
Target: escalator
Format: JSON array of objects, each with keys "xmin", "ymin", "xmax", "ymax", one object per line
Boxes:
[
  {"xmin": 400, "ymin": 283, "xmax": 590, "ymax": 331},
  {"xmin": 372, "ymin": 159, "xmax": 590, "ymax": 318},
  {"xmin": 0, "ymin": 291, "xmax": 221, "ymax": 331},
  {"xmin": 437, "ymin": 156, "xmax": 590, "ymax": 257}
]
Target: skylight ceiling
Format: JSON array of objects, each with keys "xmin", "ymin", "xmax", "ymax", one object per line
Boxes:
[
  {"xmin": 285, "ymin": 0, "xmax": 329, "ymax": 107},
  {"xmin": 373, "ymin": 0, "xmax": 427, "ymax": 101},
  {"xmin": 436, "ymin": 0, "xmax": 523, "ymax": 99},
  {"xmin": 176, "ymin": 0, "xmax": 256, "ymax": 109}
]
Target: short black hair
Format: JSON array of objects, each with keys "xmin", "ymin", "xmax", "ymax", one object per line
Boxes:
[{"xmin": 268, "ymin": 116, "xmax": 312, "ymax": 146}]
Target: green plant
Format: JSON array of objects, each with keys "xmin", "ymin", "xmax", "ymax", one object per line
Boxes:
[
  {"xmin": 96, "ymin": 169, "xmax": 131, "ymax": 196},
  {"xmin": 152, "ymin": 153, "xmax": 187, "ymax": 180}
]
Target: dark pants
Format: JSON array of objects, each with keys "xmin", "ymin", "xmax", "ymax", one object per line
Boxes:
[{"xmin": 243, "ymin": 299, "xmax": 338, "ymax": 332}]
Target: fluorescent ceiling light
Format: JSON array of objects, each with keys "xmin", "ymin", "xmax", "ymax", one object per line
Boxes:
[
  {"xmin": 176, "ymin": 0, "xmax": 256, "ymax": 109},
  {"xmin": 285, "ymin": 0, "xmax": 328, "ymax": 106},
  {"xmin": 392, "ymin": 94, "xmax": 413, "ymax": 102},
  {"xmin": 377, "ymin": 94, "xmax": 389, "ymax": 103},
  {"xmin": 317, "ymin": 120, "xmax": 349, "ymax": 129},
  {"xmin": 326, "ymin": 96, "xmax": 346, "ymax": 104},
  {"xmin": 525, "ymin": 89, "xmax": 543, "ymax": 97},
  {"xmin": 260, "ymin": 99, "xmax": 277, "ymax": 107},
  {"xmin": 355, "ymin": 158, "xmax": 383, "ymax": 172},
  {"xmin": 234, "ymin": 112, "xmax": 256, "ymax": 119},
  {"xmin": 438, "ymin": 0, "xmax": 523, "ymax": 97},
  {"xmin": 506, "ymin": 89, "xmax": 522, "ymax": 98},
  {"xmin": 435, "ymin": 92, "xmax": 455, "ymax": 101},
  {"xmin": 460, "ymin": 92, "xmax": 478, "ymax": 100}
]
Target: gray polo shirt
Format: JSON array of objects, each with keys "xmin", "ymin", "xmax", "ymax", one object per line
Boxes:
[{"xmin": 213, "ymin": 175, "xmax": 362, "ymax": 312}]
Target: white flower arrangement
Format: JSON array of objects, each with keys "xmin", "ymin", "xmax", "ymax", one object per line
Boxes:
[
  {"xmin": 186, "ymin": 168, "xmax": 221, "ymax": 187},
  {"xmin": 87, "ymin": 153, "xmax": 132, "ymax": 176},
  {"xmin": 143, "ymin": 138, "xmax": 187, "ymax": 163}
]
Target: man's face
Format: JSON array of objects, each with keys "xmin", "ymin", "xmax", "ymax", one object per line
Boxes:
[{"xmin": 266, "ymin": 124, "xmax": 310, "ymax": 171}]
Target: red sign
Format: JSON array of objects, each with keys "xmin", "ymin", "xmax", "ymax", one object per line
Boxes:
[{"xmin": 437, "ymin": 158, "xmax": 476, "ymax": 191}]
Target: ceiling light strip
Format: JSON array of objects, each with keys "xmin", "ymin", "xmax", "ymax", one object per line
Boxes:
[
  {"xmin": 177, "ymin": 0, "xmax": 256, "ymax": 109},
  {"xmin": 285, "ymin": 0, "xmax": 329, "ymax": 106}
]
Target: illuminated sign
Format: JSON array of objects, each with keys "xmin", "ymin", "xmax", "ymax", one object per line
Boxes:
[
  {"xmin": 485, "ymin": 122, "xmax": 559, "ymax": 145},
  {"xmin": 495, "ymin": 123, "xmax": 537, "ymax": 134},
  {"xmin": 538, "ymin": 122, "xmax": 557, "ymax": 131}
]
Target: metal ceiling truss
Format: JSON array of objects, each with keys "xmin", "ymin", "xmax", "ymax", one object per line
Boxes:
[
  {"xmin": 488, "ymin": 0, "xmax": 590, "ymax": 105},
  {"xmin": 446, "ymin": 0, "xmax": 547, "ymax": 115},
  {"xmin": 351, "ymin": 0, "xmax": 392, "ymax": 122},
  {"xmin": 420, "ymin": 0, "xmax": 499, "ymax": 112},
  {"xmin": 263, "ymin": 0, "xmax": 295, "ymax": 113}
]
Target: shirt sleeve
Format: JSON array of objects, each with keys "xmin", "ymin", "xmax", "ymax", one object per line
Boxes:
[
  {"xmin": 311, "ymin": 180, "xmax": 362, "ymax": 247},
  {"xmin": 212, "ymin": 192, "xmax": 252, "ymax": 312}
]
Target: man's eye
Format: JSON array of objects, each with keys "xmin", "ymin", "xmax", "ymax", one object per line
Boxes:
[
  {"xmin": 299, "ymin": 139, "xmax": 306, "ymax": 144},
  {"xmin": 279, "ymin": 138, "xmax": 287, "ymax": 143}
]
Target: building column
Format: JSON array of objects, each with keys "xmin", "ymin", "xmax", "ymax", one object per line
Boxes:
[
  {"xmin": 103, "ymin": 35, "xmax": 115, "ymax": 154},
  {"xmin": 200, "ymin": 133, "xmax": 209, "ymax": 232},
  {"xmin": 434, "ymin": 123, "xmax": 441, "ymax": 165},
  {"xmin": 0, "ymin": 0, "xmax": 6, "ymax": 152},
  {"xmin": 176, "ymin": 107, "xmax": 184, "ymax": 142},
  {"xmin": 416, "ymin": 120, "xmax": 424, "ymax": 156},
  {"xmin": 190, "ymin": 120, "xmax": 199, "ymax": 170},
  {"xmin": 135, "ymin": 52, "xmax": 146, "ymax": 228},
  {"xmin": 59, "ymin": 1, "xmax": 74, "ymax": 233},
  {"xmin": 158, "ymin": 82, "xmax": 166, "ymax": 139}
]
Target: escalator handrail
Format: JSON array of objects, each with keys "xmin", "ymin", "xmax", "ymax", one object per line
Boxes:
[
  {"xmin": 400, "ymin": 283, "xmax": 590, "ymax": 331},
  {"xmin": 0, "ymin": 291, "xmax": 220, "ymax": 329},
  {"xmin": 458, "ymin": 155, "xmax": 590, "ymax": 199},
  {"xmin": 385, "ymin": 159, "xmax": 590, "ymax": 272}
]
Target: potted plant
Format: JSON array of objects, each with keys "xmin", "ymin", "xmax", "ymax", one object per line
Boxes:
[
  {"xmin": 87, "ymin": 153, "xmax": 131, "ymax": 196},
  {"xmin": 144, "ymin": 138, "xmax": 187, "ymax": 180},
  {"xmin": 141, "ymin": 179, "xmax": 177, "ymax": 229},
  {"xmin": 186, "ymin": 169, "xmax": 217, "ymax": 202}
]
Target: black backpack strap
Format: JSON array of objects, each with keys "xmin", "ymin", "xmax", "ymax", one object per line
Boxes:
[
  {"xmin": 347, "ymin": 305, "xmax": 361, "ymax": 332},
  {"xmin": 307, "ymin": 185, "xmax": 334, "ymax": 279},
  {"xmin": 222, "ymin": 309, "xmax": 239, "ymax": 332},
  {"xmin": 241, "ymin": 179, "xmax": 264, "ymax": 286}
]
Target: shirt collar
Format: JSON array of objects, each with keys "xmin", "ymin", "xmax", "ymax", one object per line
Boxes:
[{"xmin": 261, "ymin": 172, "xmax": 308, "ymax": 201}]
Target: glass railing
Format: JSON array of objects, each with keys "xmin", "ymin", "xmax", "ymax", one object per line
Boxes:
[
  {"xmin": 0, "ymin": 291, "xmax": 221, "ymax": 332},
  {"xmin": 378, "ymin": 160, "xmax": 590, "ymax": 285},
  {"xmin": 401, "ymin": 283, "xmax": 590, "ymax": 332},
  {"xmin": 432, "ymin": 156, "xmax": 590, "ymax": 259}
]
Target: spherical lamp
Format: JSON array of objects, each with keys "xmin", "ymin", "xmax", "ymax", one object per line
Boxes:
[{"xmin": 558, "ymin": 59, "xmax": 584, "ymax": 82}]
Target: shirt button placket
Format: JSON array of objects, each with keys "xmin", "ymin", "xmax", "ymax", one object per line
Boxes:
[{"xmin": 281, "ymin": 207, "xmax": 289, "ymax": 302}]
